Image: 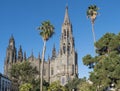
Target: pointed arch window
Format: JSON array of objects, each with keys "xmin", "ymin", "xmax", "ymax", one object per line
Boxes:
[
  {"xmin": 64, "ymin": 29, "xmax": 66, "ymax": 36},
  {"xmin": 67, "ymin": 30, "xmax": 69, "ymax": 37},
  {"xmin": 67, "ymin": 46, "xmax": 70, "ymax": 55},
  {"xmin": 63, "ymin": 46, "xmax": 66, "ymax": 54},
  {"xmin": 7, "ymin": 59, "xmax": 9, "ymax": 64}
]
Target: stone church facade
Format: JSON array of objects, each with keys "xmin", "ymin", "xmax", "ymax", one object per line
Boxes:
[{"xmin": 4, "ymin": 7, "xmax": 78, "ymax": 85}]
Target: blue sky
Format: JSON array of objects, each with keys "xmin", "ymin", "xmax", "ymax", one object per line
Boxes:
[{"xmin": 0, "ymin": 0, "xmax": 120, "ymax": 78}]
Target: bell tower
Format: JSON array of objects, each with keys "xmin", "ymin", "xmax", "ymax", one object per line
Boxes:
[
  {"xmin": 58, "ymin": 6, "xmax": 78, "ymax": 85},
  {"xmin": 4, "ymin": 35, "xmax": 17, "ymax": 76},
  {"xmin": 60, "ymin": 6, "xmax": 75, "ymax": 56}
]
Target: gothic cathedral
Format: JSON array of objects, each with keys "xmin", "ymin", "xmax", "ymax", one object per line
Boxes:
[{"xmin": 4, "ymin": 6, "xmax": 78, "ymax": 85}]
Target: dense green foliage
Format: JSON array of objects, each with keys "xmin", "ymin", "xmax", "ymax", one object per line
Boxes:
[
  {"xmin": 83, "ymin": 33, "xmax": 120, "ymax": 90},
  {"xmin": 48, "ymin": 81, "xmax": 67, "ymax": 91},
  {"xmin": 9, "ymin": 60, "xmax": 91, "ymax": 91},
  {"xmin": 77, "ymin": 78, "xmax": 95, "ymax": 91},
  {"xmin": 19, "ymin": 83, "xmax": 33, "ymax": 91},
  {"xmin": 30, "ymin": 79, "xmax": 49, "ymax": 91},
  {"xmin": 65, "ymin": 77, "xmax": 81, "ymax": 91},
  {"xmin": 9, "ymin": 61, "xmax": 39, "ymax": 90}
]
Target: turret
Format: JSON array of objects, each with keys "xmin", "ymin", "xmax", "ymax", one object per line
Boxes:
[
  {"xmin": 18, "ymin": 45, "xmax": 23, "ymax": 62},
  {"xmin": 52, "ymin": 44, "xmax": 56, "ymax": 60},
  {"xmin": 6, "ymin": 35, "xmax": 17, "ymax": 63},
  {"xmin": 4, "ymin": 35, "xmax": 17, "ymax": 76},
  {"xmin": 23, "ymin": 51, "xmax": 26, "ymax": 61},
  {"xmin": 31, "ymin": 50, "xmax": 34, "ymax": 61}
]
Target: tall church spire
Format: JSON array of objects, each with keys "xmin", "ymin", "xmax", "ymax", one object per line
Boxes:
[
  {"xmin": 60, "ymin": 6, "xmax": 74, "ymax": 55},
  {"xmin": 63, "ymin": 6, "xmax": 70, "ymax": 24}
]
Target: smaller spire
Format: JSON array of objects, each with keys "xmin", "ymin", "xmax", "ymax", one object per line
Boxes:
[
  {"xmin": 18, "ymin": 45, "xmax": 23, "ymax": 62},
  {"xmin": 52, "ymin": 44, "xmax": 56, "ymax": 60},
  {"xmin": 19, "ymin": 45, "xmax": 22, "ymax": 52},
  {"xmin": 31, "ymin": 49, "xmax": 34, "ymax": 61},
  {"xmin": 24, "ymin": 51, "xmax": 26, "ymax": 61}
]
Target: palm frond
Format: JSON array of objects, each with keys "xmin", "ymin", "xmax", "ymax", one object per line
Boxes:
[
  {"xmin": 86, "ymin": 4, "xmax": 99, "ymax": 24},
  {"xmin": 86, "ymin": 5, "xmax": 99, "ymax": 16},
  {"xmin": 37, "ymin": 20, "xmax": 55, "ymax": 41}
]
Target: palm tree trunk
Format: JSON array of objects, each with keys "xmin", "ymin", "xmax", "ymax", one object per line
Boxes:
[
  {"xmin": 92, "ymin": 23, "xmax": 96, "ymax": 54},
  {"xmin": 40, "ymin": 40, "xmax": 46, "ymax": 91},
  {"xmin": 39, "ymin": 54, "xmax": 40, "ymax": 90}
]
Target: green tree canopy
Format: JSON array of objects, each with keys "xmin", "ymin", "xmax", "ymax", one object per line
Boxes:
[
  {"xmin": 65, "ymin": 77, "xmax": 81, "ymax": 91},
  {"xmin": 19, "ymin": 83, "xmax": 33, "ymax": 91},
  {"xmin": 77, "ymin": 79, "xmax": 95, "ymax": 91},
  {"xmin": 83, "ymin": 33, "xmax": 120, "ymax": 90},
  {"xmin": 9, "ymin": 61, "xmax": 38, "ymax": 89},
  {"xmin": 48, "ymin": 81, "xmax": 67, "ymax": 91}
]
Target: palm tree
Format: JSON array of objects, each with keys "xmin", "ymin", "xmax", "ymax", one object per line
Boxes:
[
  {"xmin": 37, "ymin": 20, "xmax": 54, "ymax": 91},
  {"xmin": 87, "ymin": 5, "xmax": 99, "ymax": 51}
]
